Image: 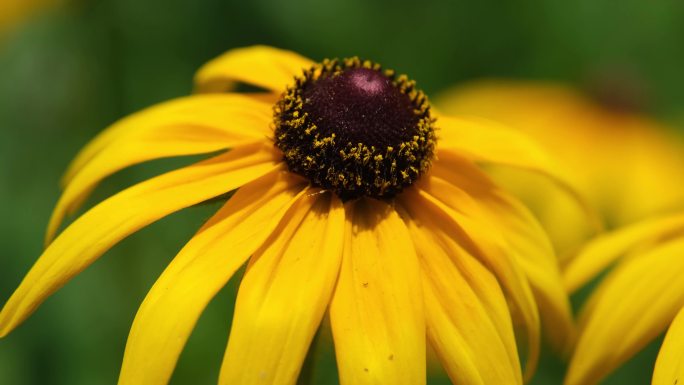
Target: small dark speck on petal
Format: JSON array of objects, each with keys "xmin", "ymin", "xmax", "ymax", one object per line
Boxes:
[
  {"xmin": 364, "ymin": 368, "xmax": 369, "ymax": 372},
  {"xmin": 388, "ymin": 354, "xmax": 394, "ymax": 361},
  {"xmin": 362, "ymin": 282, "xmax": 369, "ymax": 288}
]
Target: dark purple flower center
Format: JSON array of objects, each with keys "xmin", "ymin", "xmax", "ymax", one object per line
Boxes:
[
  {"xmin": 301, "ymin": 68, "xmax": 420, "ymax": 149},
  {"xmin": 274, "ymin": 58, "xmax": 435, "ymax": 200}
]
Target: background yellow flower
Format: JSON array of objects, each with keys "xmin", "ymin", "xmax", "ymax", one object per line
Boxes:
[{"xmin": 436, "ymin": 80, "xmax": 684, "ymax": 257}]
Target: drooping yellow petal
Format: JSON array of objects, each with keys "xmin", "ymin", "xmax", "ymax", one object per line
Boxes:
[
  {"xmin": 0, "ymin": 143, "xmax": 280, "ymax": 338},
  {"xmin": 218, "ymin": 190, "xmax": 344, "ymax": 385},
  {"xmin": 437, "ymin": 115, "xmax": 600, "ymax": 232},
  {"xmin": 431, "ymin": 153, "xmax": 575, "ymax": 352},
  {"xmin": 194, "ymin": 45, "xmax": 314, "ymax": 93},
  {"xmin": 564, "ymin": 212, "xmax": 684, "ymax": 293},
  {"xmin": 62, "ymin": 93, "xmax": 273, "ymax": 187},
  {"xmin": 47, "ymin": 95, "xmax": 275, "ymax": 244},
  {"xmin": 330, "ymin": 199, "xmax": 426, "ymax": 385},
  {"xmin": 47, "ymin": 122, "xmax": 256, "ymax": 243},
  {"xmin": 400, "ymin": 204, "xmax": 522, "ymax": 385},
  {"xmin": 566, "ymin": 237, "xmax": 684, "ymax": 385},
  {"xmin": 653, "ymin": 305, "xmax": 684, "ymax": 385},
  {"xmin": 400, "ymin": 186, "xmax": 540, "ymax": 380},
  {"xmin": 118, "ymin": 170, "xmax": 307, "ymax": 385}
]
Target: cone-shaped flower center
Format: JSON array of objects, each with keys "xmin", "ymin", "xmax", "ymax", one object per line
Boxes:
[
  {"xmin": 303, "ymin": 67, "xmax": 419, "ymax": 149},
  {"xmin": 274, "ymin": 58, "xmax": 436, "ymax": 200}
]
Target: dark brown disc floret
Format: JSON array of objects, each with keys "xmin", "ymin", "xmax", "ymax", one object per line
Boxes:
[{"xmin": 274, "ymin": 57, "xmax": 436, "ymax": 200}]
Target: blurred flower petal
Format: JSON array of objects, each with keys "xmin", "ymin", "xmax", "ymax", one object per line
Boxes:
[
  {"xmin": 564, "ymin": 212, "xmax": 684, "ymax": 293},
  {"xmin": 566, "ymin": 238, "xmax": 684, "ymax": 385}
]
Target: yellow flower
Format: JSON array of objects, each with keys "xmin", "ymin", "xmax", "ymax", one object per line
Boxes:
[
  {"xmin": 435, "ymin": 80, "xmax": 684, "ymax": 256},
  {"xmin": 562, "ymin": 213, "xmax": 684, "ymax": 385},
  {"xmin": 1, "ymin": 46, "xmax": 573, "ymax": 385}
]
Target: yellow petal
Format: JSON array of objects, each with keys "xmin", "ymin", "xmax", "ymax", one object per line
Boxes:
[
  {"xmin": 330, "ymin": 199, "xmax": 426, "ymax": 385},
  {"xmin": 437, "ymin": 115, "xmax": 600, "ymax": 232},
  {"xmin": 400, "ymin": 185, "xmax": 540, "ymax": 380},
  {"xmin": 62, "ymin": 93, "xmax": 273, "ymax": 187},
  {"xmin": 653, "ymin": 305, "xmax": 684, "ymax": 385},
  {"xmin": 118, "ymin": 170, "xmax": 307, "ymax": 385},
  {"xmin": 0, "ymin": 143, "xmax": 280, "ymax": 338},
  {"xmin": 194, "ymin": 45, "xmax": 314, "ymax": 93},
  {"xmin": 564, "ymin": 212, "xmax": 684, "ymax": 293},
  {"xmin": 431, "ymin": 155, "xmax": 575, "ymax": 352},
  {"xmin": 400, "ymin": 204, "xmax": 522, "ymax": 385},
  {"xmin": 47, "ymin": 94, "xmax": 274, "ymax": 244},
  {"xmin": 218, "ymin": 190, "xmax": 344, "ymax": 385},
  {"xmin": 566, "ymin": 237, "xmax": 684, "ymax": 385}
]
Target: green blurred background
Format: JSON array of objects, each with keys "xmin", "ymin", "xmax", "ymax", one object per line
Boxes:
[{"xmin": 1, "ymin": 0, "xmax": 683, "ymax": 384}]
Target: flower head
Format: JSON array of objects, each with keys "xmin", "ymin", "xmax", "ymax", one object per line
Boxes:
[
  {"xmin": 1, "ymin": 46, "xmax": 575, "ymax": 385},
  {"xmin": 274, "ymin": 57, "xmax": 435, "ymax": 199}
]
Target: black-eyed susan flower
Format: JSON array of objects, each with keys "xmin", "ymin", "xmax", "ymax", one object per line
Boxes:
[
  {"xmin": 1, "ymin": 46, "xmax": 574, "ymax": 385},
  {"xmin": 562, "ymin": 213, "xmax": 684, "ymax": 385},
  {"xmin": 435, "ymin": 80, "xmax": 684, "ymax": 257}
]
